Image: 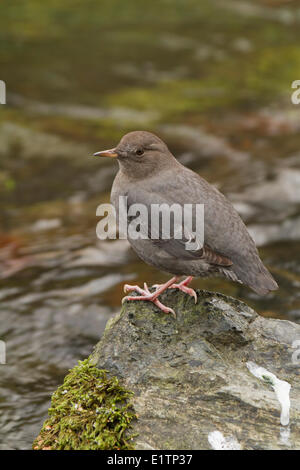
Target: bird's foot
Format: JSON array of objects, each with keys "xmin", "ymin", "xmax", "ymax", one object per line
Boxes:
[
  {"xmin": 170, "ymin": 276, "xmax": 197, "ymax": 303},
  {"xmin": 122, "ymin": 278, "xmax": 178, "ymax": 317},
  {"xmin": 153, "ymin": 276, "xmax": 197, "ymax": 303}
]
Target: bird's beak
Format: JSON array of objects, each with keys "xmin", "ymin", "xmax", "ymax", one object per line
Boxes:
[{"xmin": 93, "ymin": 148, "xmax": 118, "ymax": 158}]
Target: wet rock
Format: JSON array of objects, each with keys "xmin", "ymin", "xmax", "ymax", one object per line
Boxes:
[
  {"xmin": 248, "ymin": 215, "xmax": 300, "ymax": 246},
  {"xmin": 161, "ymin": 124, "xmax": 249, "ymax": 163},
  {"xmin": 222, "ymin": 1, "xmax": 296, "ymax": 25},
  {"xmin": 89, "ymin": 289, "xmax": 300, "ymax": 450},
  {"xmin": 238, "ymin": 169, "xmax": 300, "ymax": 209},
  {"xmin": 30, "ymin": 218, "xmax": 62, "ymax": 232},
  {"xmin": 9, "ymin": 93, "xmax": 158, "ymax": 126},
  {"xmin": 0, "ymin": 122, "xmax": 90, "ymax": 161},
  {"xmin": 67, "ymin": 240, "xmax": 131, "ymax": 268}
]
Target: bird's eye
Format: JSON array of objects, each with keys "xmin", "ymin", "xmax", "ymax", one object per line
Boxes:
[{"xmin": 135, "ymin": 148, "xmax": 144, "ymax": 156}]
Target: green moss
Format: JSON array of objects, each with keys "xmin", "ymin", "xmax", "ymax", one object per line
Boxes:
[{"xmin": 33, "ymin": 359, "xmax": 137, "ymax": 450}]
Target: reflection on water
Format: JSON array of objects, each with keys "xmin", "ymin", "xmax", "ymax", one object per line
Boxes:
[{"xmin": 1, "ymin": 0, "xmax": 300, "ymax": 449}]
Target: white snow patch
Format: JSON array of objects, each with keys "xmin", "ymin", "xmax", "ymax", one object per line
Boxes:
[
  {"xmin": 246, "ymin": 361, "xmax": 291, "ymax": 426},
  {"xmin": 208, "ymin": 431, "xmax": 241, "ymax": 450}
]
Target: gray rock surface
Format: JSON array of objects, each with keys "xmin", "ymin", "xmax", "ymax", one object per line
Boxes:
[{"xmin": 91, "ymin": 289, "xmax": 300, "ymax": 450}]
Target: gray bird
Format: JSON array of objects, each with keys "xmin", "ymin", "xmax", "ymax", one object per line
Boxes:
[{"xmin": 94, "ymin": 131, "xmax": 278, "ymax": 316}]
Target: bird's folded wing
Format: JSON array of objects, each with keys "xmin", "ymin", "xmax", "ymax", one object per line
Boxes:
[{"xmin": 124, "ymin": 188, "xmax": 232, "ymax": 266}]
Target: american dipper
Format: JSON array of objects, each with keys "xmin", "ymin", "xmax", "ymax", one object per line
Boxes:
[{"xmin": 94, "ymin": 131, "xmax": 278, "ymax": 315}]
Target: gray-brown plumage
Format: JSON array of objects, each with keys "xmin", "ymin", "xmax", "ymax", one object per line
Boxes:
[{"xmin": 94, "ymin": 131, "xmax": 278, "ymax": 313}]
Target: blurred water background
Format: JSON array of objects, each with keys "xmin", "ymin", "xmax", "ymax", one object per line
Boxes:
[{"xmin": 1, "ymin": 0, "xmax": 300, "ymax": 449}]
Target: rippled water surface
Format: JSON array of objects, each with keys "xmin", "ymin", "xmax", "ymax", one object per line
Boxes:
[{"xmin": 1, "ymin": 0, "xmax": 300, "ymax": 449}]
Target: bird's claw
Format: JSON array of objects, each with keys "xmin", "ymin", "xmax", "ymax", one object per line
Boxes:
[
  {"xmin": 122, "ymin": 282, "xmax": 176, "ymax": 317},
  {"xmin": 152, "ymin": 277, "xmax": 197, "ymax": 303},
  {"xmin": 124, "ymin": 284, "xmax": 146, "ymax": 295},
  {"xmin": 153, "ymin": 298, "xmax": 176, "ymax": 318},
  {"xmin": 170, "ymin": 283, "xmax": 197, "ymax": 303}
]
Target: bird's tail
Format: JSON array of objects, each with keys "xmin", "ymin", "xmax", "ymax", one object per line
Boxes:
[
  {"xmin": 232, "ymin": 255, "xmax": 278, "ymax": 295},
  {"xmin": 249, "ymin": 270, "xmax": 278, "ymax": 295}
]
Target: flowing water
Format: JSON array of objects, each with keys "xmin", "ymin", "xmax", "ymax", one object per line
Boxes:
[{"xmin": 1, "ymin": 0, "xmax": 300, "ymax": 449}]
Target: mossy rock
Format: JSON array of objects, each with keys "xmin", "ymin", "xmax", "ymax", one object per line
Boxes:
[
  {"xmin": 33, "ymin": 360, "xmax": 137, "ymax": 450},
  {"xmin": 34, "ymin": 289, "xmax": 300, "ymax": 450}
]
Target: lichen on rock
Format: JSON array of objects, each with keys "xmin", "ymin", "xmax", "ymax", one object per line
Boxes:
[{"xmin": 33, "ymin": 359, "xmax": 137, "ymax": 450}]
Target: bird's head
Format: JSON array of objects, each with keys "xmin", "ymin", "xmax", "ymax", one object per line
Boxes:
[{"xmin": 94, "ymin": 131, "xmax": 176, "ymax": 178}]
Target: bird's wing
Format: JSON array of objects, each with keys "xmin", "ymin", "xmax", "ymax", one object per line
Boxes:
[
  {"xmin": 143, "ymin": 166, "xmax": 256, "ymax": 261},
  {"xmin": 123, "ymin": 183, "xmax": 233, "ymax": 266}
]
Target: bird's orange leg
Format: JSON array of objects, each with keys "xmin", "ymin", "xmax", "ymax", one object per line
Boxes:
[
  {"xmin": 153, "ymin": 276, "xmax": 197, "ymax": 303},
  {"xmin": 122, "ymin": 276, "xmax": 179, "ymax": 317}
]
